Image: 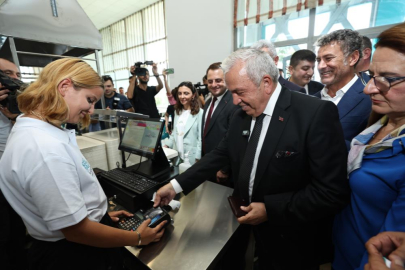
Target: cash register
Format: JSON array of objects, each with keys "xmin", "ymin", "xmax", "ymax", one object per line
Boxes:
[{"xmin": 97, "ymin": 117, "xmax": 173, "ymax": 212}]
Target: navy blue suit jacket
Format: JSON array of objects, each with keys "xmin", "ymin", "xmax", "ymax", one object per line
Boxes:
[
  {"xmin": 315, "ymin": 78, "xmax": 371, "ymax": 149},
  {"xmin": 308, "ymin": 80, "xmax": 324, "ymax": 96},
  {"xmin": 279, "ymin": 76, "xmax": 305, "ymax": 93}
]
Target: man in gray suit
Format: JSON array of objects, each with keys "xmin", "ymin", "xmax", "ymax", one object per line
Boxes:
[{"xmin": 202, "ymin": 62, "xmax": 239, "ymax": 186}]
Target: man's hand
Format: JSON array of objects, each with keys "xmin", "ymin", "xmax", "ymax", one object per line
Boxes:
[
  {"xmin": 0, "ymin": 106, "xmax": 17, "ymax": 120},
  {"xmin": 216, "ymin": 170, "xmax": 229, "ymax": 183},
  {"xmin": 108, "ymin": 210, "xmax": 133, "ymax": 222},
  {"xmin": 153, "ymin": 183, "xmax": 176, "ymax": 207},
  {"xmin": 237, "ymin": 202, "xmax": 268, "ymax": 225},
  {"xmin": 365, "ymin": 232, "xmax": 405, "ymax": 270},
  {"xmin": 0, "ymin": 88, "xmax": 9, "ymax": 102},
  {"xmin": 152, "ymin": 63, "xmax": 159, "ymax": 76},
  {"xmin": 162, "ymin": 68, "xmax": 167, "ymax": 77},
  {"xmin": 130, "ymin": 65, "xmax": 135, "ymax": 75}
]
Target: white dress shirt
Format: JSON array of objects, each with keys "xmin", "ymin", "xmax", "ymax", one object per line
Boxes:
[
  {"xmin": 304, "ymin": 84, "xmax": 309, "ymax": 95},
  {"xmin": 170, "ymin": 83, "xmax": 282, "ymax": 198},
  {"xmin": 320, "ymin": 75, "xmax": 357, "ymax": 105}
]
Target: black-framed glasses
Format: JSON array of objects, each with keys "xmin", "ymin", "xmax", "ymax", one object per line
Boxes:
[{"xmin": 357, "ymin": 70, "xmax": 405, "ymax": 92}]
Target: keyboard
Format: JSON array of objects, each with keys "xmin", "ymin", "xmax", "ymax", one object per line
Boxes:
[{"xmin": 98, "ymin": 169, "xmax": 160, "ymax": 194}]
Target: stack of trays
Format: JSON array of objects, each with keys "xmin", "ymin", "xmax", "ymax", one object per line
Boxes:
[
  {"xmin": 76, "ymin": 136, "xmax": 108, "ymax": 171},
  {"xmin": 83, "ymin": 128, "xmax": 141, "ymax": 170}
]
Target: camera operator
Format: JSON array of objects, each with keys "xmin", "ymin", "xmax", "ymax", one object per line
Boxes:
[
  {"xmin": 0, "ymin": 58, "xmax": 27, "ymax": 270},
  {"xmin": 127, "ymin": 63, "xmax": 163, "ymax": 118},
  {"xmin": 0, "ymin": 58, "xmax": 21, "ymax": 159}
]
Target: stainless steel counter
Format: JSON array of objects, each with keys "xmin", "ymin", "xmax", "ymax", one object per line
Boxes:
[{"xmin": 126, "ymin": 181, "xmax": 239, "ymax": 270}]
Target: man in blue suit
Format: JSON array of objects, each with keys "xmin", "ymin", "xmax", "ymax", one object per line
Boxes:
[{"xmin": 314, "ymin": 29, "xmax": 371, "ymax": 149}]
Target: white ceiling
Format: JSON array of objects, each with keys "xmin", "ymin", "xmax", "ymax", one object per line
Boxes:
[{"xmin": 77, "ymin": 0, "xmax": 160, "ymax": 30}]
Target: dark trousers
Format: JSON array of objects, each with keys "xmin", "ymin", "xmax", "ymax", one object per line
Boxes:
[
  {"xmin": 28, "ymin": 213, "xmax": 123, "ymax": 270},
  {"xmin": 217, "ymin": 224, "xmax": 320, "ymax": 270},
  {"xmin": 0, "ymin": 190, "xmax": 28, "ymax": 270}
]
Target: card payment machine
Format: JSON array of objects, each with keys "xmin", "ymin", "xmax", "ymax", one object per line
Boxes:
[{"xmin": 117, "ymin": 206, "xmax": 171, "ymax": 231}]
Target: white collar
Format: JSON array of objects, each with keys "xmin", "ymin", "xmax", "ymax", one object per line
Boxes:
[
  {"xmin": 212, "ymin": 89, "xmax": 227, "ymax": 103},
  {"xmin": 15, "ymin": 115, "xmax": 74, "ymax": 145},
  {"xmin": 321, "ymin": 74, "xmax": 357, "ymax": 98},
  {"xmin": 261, "ymin": 82, "xmax": 282, "ymax": 118}
]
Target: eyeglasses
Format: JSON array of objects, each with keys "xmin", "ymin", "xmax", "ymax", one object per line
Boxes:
[{"xmin": 357, "ymin": 70, "xmax": 405, "ymax": 92}]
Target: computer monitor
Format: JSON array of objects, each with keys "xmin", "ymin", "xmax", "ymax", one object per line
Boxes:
[{"xmin": 119, "ymin": 118, "xmax": 170, "ymax": 179}]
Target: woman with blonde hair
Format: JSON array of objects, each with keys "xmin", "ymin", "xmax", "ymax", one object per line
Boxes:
[{"xmin": 0, "ymin": 58, "xmax": 166, "ymax": 270}]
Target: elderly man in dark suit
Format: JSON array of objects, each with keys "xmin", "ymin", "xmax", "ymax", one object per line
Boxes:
[
  {"xmin": 202, "ymin": 62, "xmax": 239, "ymax": 185},
  {"xmin": 314, "ymin": 29, "xmax": 372, "ymax": 149},
  {"xmin": 154, "ymin": 48, "xmax": 349, "ymax": 270}
]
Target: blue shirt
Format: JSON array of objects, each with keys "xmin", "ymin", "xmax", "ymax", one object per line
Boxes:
[
  {"xmin": 95, "ymin": 92, "xmax": 133, "ymax": 129},
  {"xmin": 95, "ymin": 92, "xmax": 133, "ymax": 111},
  {"xmin": 333, "ymin": 137, "xmax": 405, "ymax": 270}
]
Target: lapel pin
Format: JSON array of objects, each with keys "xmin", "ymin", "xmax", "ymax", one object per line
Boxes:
[
  {"xmin": 242, "ymin": 130, "xmax": 250, "ymax": 137},
  {"xmin": 279, "ymin": 116, "xmax": 284, "ymax": 122}
]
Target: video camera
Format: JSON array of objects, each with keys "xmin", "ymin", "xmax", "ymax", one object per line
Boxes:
[
  {"xmin": 0, "ymin": 70, "xmax": 27, "ymax": 114},
  {"xmin": 132, "ymin": 61, "xmax": 154, "ymax": 76},
  {"xmin": 194, "ymin": 82, "xmax": 209, "ymax": 97}
]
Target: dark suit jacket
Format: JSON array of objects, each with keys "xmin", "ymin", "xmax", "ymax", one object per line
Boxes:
[
  {"xmin": 278, "ymin": 76, "xmax": 305, "ymax": 93},
  {"xmin": 177, "ymin": 88, "xmax": 350, "ymax": 268},
  {"xmin": 308, "ymin": 80, "xmax": 324, "ymax": 95},
  {"xmin": 314, "ymin": 78, "xmax": 371, "ymax": 149},
  {"xmin": 202, "ymin": 90, "xmax": 238, "ymax": 182},
  {"xmin": 202, "ymin": 90, "xmax": 238, "ymax": 156}
]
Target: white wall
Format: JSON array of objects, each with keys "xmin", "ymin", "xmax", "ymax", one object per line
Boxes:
[{"xmin": 165, "ymin": 0, "xmax": 234, "ymax": 87}]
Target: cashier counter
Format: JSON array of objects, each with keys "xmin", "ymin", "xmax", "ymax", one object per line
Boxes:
[{"xmin": 77, "ymin": 128, "xmax": 240, "ymax": 270}]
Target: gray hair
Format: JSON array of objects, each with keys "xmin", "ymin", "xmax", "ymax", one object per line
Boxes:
[
  {"xmin": 222, "ymin": 48, "xmax": 278, "ymax": 87},
  {"xmin": 315, "ymin": 29, "xmax": 363, "ymax": 66},
  {"xmin": 251, "ymin": 40, "xmax": 277, "ymax": 59}
]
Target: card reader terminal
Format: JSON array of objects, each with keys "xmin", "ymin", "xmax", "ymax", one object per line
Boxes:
[{"xmin": 117, "ymin": 206, "xmax": 171, "ymax": 231}]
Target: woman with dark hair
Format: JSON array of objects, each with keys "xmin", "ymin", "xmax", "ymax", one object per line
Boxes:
[
  {"xmin": 0, "ymin": 58, "xmax": 166, "ymax": 270},
  {"xmin": 162, "ymin": 81, "xmax": 203, "ymax": 165},
  {"xmin": 333, "ymin": 22, "xmax": 405, "ymax": 270},
  {"xmin": 164, "ymin": 87, "xmax": 178, "ymax": 136}
]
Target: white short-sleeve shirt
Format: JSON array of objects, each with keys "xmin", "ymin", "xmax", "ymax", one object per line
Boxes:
[{"xmin": 0, "ymin": 116, "xmax": 107, "ymax": 241}]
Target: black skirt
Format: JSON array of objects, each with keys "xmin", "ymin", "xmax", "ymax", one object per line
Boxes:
[{"xmin": 28, "ymin": 212, "xmax": 123, "ymax": 270}]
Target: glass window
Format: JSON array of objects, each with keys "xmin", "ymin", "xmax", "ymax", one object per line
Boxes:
[
  {"xmin": 276, "ymin": 44, "xmax": 308, "ymax": 75},
  {"xmin": 314, "ymin": 12, "xmax": 331, "ymax": 36},
  {"xmin": 375, "ymin": 0, "xmax": 405, "ymax": 26},
  {"xmin": 264, "ymin": 24, "xmax": 275, "ymax": 41},
  {"xmin": 347, "ymin": 3, "xmax": 372, "ymax": 30},
  {"xmin": 244, "ymin": 24, "xmax": 261, "ymax": 47},
  {"xmin": 100, "ymin": 1, "xmax": 168, "ymax": 113},
  {"xmin": 287, "ymin": 12, "xmax": 310, "ymax": 39},
  {"xmin": 328, "ymin": 23, "xmax": 344, "ymax": 33}
]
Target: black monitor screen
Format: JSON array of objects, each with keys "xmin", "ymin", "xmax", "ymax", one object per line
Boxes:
[{"xmin": 119, "ymin": 118, "xmax": 163, "ymax": 158}]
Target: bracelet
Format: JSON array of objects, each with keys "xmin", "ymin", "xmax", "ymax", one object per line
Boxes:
[{"xmin": 135, "ymin": 230, "xmax": 141, "ymax": 246}]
